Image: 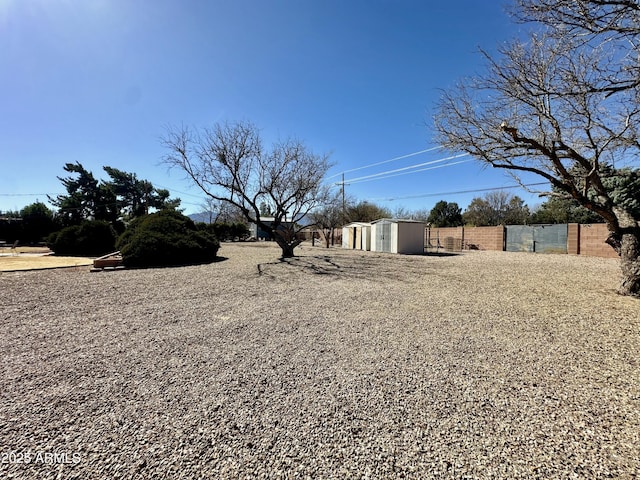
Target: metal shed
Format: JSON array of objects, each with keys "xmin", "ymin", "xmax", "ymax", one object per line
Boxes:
[
  {"xmin": 370, "ymin": 218, "xmax": 426, "ymax": 254},
  {"xmin": 341, "ymin": 222, "xmax": 372, "ymax": 251}
]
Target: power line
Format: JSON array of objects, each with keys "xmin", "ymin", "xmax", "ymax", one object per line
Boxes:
[
  {"xmin": 153, "ymin": 183, "xmax": 206, "ymax": 200},
  {"xmin": 180, "ymin": 201, "xmax": 208, "ymax": 208},
  {"xmin": 371, "ymin": 182, "xmax": 549, "ymax": 202},
  {"xmin": 340, "ymin": 153, "xmax": 470, "ymax": 185},
  {"xmin": 345, "ymin": 159, "xmax": 474, "ymax": 185},
  {"xmin": 0, "ymin": 193, "xmax": 62, "ymax": 196},
  {"xmin": 327, "ymin": 146, "xmax": 443, "ymax": 180}
]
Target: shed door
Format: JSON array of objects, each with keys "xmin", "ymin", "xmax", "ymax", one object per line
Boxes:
[{"xmin": 376, "ymin": 221, "xmax": 392, "ymax": 253}]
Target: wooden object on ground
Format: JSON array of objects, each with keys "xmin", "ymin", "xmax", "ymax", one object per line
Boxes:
[{"xmin": 92, "ymin": 251, "xmax": 124, "ymax": 271}]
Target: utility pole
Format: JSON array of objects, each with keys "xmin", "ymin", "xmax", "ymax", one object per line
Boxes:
[{"xmin": 341, "ymin": 173, "xmax": 345, "ymax": 218}]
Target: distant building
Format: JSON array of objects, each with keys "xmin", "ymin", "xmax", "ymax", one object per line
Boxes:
[{"xmin": 249, "ymin": 217, "xmax": 296, "ymax": 240}]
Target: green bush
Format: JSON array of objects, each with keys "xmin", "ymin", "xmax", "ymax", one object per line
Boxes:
[
  {"xmin": 47, "ymin": 221, "xmax": 116, "ymax": 256},
  {"xmin": 116, "ymin": 210, "xmax": 220, "ymax": 268}
]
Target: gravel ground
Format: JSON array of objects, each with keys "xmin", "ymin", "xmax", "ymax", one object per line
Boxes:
[{"xmin": 1, "ymin": 242, "xmax": 638, "ymax": 479}]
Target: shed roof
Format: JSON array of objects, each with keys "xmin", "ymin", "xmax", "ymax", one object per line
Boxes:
[
  {"xmin": 343, "ymin": 222, "xmax": 372, "ymax": 228},
  {"xmin": 249, "ymin": 217, "xmax": 295, "ymax": 224},
  {"xmin": 371, "ymin": 218, "xmax": 426, "ymax": 224}
]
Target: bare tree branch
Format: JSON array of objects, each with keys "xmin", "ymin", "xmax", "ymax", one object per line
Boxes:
[{"xmin": 434, "ymin": 4, "xmax": 640, "ymax": 296}]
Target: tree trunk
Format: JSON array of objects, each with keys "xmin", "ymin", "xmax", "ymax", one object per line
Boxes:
[
  {"xmin": 617, "ymin": 230, "xmax": 640, "ymax": 297},
  {"xmin": 606, "ymin": 208, "xmax": 640, "ymax": 298},
  {"xmin": 274, "ymin": 236, "xmax": 301, "ymax": 259}
]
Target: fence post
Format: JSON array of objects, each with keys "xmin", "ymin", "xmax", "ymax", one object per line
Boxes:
[{"xmin": 567, "ymin": 223, "xmax": 580, "ymax": 255}]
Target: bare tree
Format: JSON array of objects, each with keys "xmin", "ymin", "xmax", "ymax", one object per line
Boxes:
[
  {"xmin": 392, "ymin": 206, "xmax": 412, "ymax": 219},
  {"xmin": 514, "ymin": 0, "xmax": 640, "ymax": 39},
  {"xmin": 513, "ymin": 0, "xmax": 640, "ymax": 95},
  {"xmin": 463, "ymin": 191, "xmax": 531, "ymax": 226},
  {"xmin": 310, "ymin": 192, "xmax": 345, "ymax": 248},
  {"xmin": 411, "ymin": 208, "xmax": 431, "ymax": 222},
  {"xmin": 162, "ymin": 120, "xmax": 331, "ymax": 258},
  {"xmin": 345, "ymin": 201, "xmax": 392, "ymax": 223},
  {"xmin": 200, "ymin": 198, "xmax": 245, "ymax": 224},
  {"xmin": 435, "ymin": 3, "xmax": 640, "ymax": 296}
]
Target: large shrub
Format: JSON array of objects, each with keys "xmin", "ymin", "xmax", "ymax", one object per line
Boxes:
[
  {"xmin": 47, "ymin": 221, "xmax": 116, "ymax": 256},
  {"xmin": 116, "ymin": 210, "xmax": 219, "ymax": 268}
]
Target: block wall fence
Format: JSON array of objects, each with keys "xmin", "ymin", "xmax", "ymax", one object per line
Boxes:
[{"xmin": 427, "ymin": 223, "xmax": 618, "ymax": 259}]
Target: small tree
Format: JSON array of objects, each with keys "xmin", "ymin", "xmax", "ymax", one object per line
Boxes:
[
  {"xmin": 463, "ymin": 191, "xmax": 530, "ymax": 226},
  {"xmin": 411, "ymin": 208, "xmax": 432, "ymax": 222},
  {"xmin": 161, "ymin": 120, "xmax": 331, "ymax": 258},
  {"xmin": 427, "ymin": 200, "xmax": 463, "ymax": 227},
  {"xmin": 199, "ymin": 198, "xmax": 245, "ymax": 224},
  {"xmin": 392, "ymin": 206, "xmax": 412, "ymax": 219},
  {"xmin": 19, "ymin": 202, "xmax": 57, "ymax": 244},
  {"xmin": 345, "ymin": 201, "xmax": 391, "ymax": 223},
  {"xmin": 310, "ymin": 193, "xmax": 345, "ymax": 248}
]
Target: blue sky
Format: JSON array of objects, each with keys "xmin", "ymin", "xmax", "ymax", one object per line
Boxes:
[{"xmin": 0, "ymin": 0, "xmax": 545, "ymax": 216}]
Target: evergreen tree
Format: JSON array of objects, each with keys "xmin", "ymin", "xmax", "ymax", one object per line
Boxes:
[
  {"xmin": 49, "ymin": 162, "xmax": 117, "ymax": 226},
  {"xmin": 427, "ymin": 201, "xmax": 463, "ymax": 227},
  {"xmin": 19, "ymin": 202, "xmax": 57, "ymax": 243}
]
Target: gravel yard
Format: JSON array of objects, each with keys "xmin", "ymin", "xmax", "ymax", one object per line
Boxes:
[{"xmin": 1, "ymin": 242, "xmax": 638, "ymax": 479}]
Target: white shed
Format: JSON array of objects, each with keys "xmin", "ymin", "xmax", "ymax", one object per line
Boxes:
[
  {"xmin": 370, "ymin": 218, "xmax": 426, "ymax": 254},
  {"xmin": 341, "ymin": 222, "xmax": 372, "ymax": 251}
]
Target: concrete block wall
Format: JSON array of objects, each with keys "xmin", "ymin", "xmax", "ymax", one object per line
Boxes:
[
  {"xmin": 463, "ymin": 226, "xmax": 505, "ymax": 251},
  {"xmin": 577, "ymin": 224, "xmax": 618, "ymax": 258},
  {"xmin": 427, "ymin": 226, "xmax": 504, "ymax": 251},
  {"xmin": 426, "ymin": 223, "xmax": 617, "ymax": 258},
  {"xmin": 426, "ymin": 227, "xmax": 463, "ymax": 248}
]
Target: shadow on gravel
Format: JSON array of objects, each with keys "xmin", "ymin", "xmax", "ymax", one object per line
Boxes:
[
  {"xmin": 258, "ymin": 255, "xmax": 368, "ymax": 278},
  {"xmin": 256, "ymin": 252, "xmax": 442, "ymax": 280},
  {"xmin": 125, "ymin": 256, "xmax": 229, "ymax": 270}
]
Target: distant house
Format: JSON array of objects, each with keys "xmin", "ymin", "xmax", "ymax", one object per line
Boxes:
[
  {"xmin": 370, "ymin": 218, "xmax": 426, "ymax": 254},
  {"xmin": 341, "ymin": 222, "xmax": 372, "ymax": 251},
  {"xmin": 249, "ymin": 217, "xmax": 296, "ymax": 240}
]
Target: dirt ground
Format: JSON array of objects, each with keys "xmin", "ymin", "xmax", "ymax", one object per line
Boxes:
[
  {"xmin": 0, "ymin": 246, "xmax": 51, "ymax": 255},
  {"xmin": 0, "ymin": 249, "xmax": 93, "ymax": 272},
  {"xmin": 1, "ymin": 242, "xmax": 638, "ymax": 479}
]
